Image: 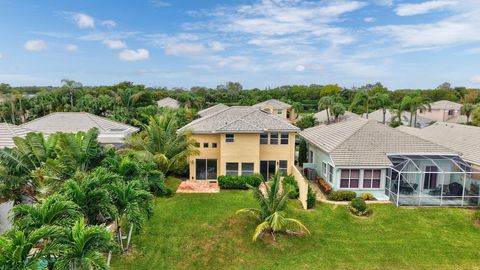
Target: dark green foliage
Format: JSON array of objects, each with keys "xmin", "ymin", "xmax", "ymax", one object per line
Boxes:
[
  {"xmin": 298, "ymin": 139, "xmax": 308, "ymax": 166},
  {"xmin": 307, "ymin": 186, "xmax": 316, "ymax": 209},
  {"xmin": 474, "ymin": 211, "xmax": 480, "ymax": 221},
  {"xmin": 350, "ymin": 198, "xmax": 367, "ymax": 212},
  {"xmin": 296, "ymin": 114, "xmax": 317, "ymax": 130},
  {"xmin": 328, "ymin": 191, "xmax": 356, "ymax": 201},
  {"xmin": 217, "ymin": 174, "xmax": 263, "ymax": 189},
  {"xmin": 282, "ymin": 175, "xmax": 299, "ymax": 199}
]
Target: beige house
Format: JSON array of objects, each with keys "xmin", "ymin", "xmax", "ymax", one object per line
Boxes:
[
  {"xmin": 253, "ymin": 99, "xmax": 296, "ymax": 123},
  {"xmin": 178, "ymin": 106, "xmax": 300, "ymax": 181},
  {"xmin": 417, "ymin": 100, "xmax": 462, "ymax": 122},
  {"xmin": 20, "ymin": 112, "xmax": 139, "ymax": 145},
  {"xmin": 157, "ymin": 97, "xmax": 180, "ymax": 109},
  {"xmin": 0, "ymin": 123, "xmax": 32, "ymax": 148}
]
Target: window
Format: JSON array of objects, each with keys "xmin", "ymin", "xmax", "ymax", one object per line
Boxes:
[
  {"xmin": 279, "ymin": 160, "xmax": 288, "ymax": 176},
  {"xmin": 195, "ymin": 159, "xmax": 217, "ymax": 180},
  {"xmin": 286, "ymin": 110, "xmax": 290, "ymax": 119},
  {"xmin": 280, "ymin": 133, "xmax": 289, "ymax": 145},
  {"xmin": 260, "ymin": 133, "xmax": 268, "ymax": 144},
  {"xmin": 226, "ymin": 162, "xmax": 239, "ymax": 176},
  {"xmin": 363, "ymin": 169, "xmax": 381, "ymax": 188},
  {"xmin": 309, "ymin": 151, "xmax": 314, "ymax": 163},
  {"xmin": 212, "ymin": 143, "xmax": 217, "ymax": 148},
  {"xmin": 226, "ymin": 134, "xmax": 234, "ymax": 143},
  {"xmin": 328, "ymin": 165, "xmax": 334, "ymax": 183},
  {"xmin": 203, "ymin": 143, "xmax": 209, "ymax": 148},
  {"xmin": 448, "ymin": 110, "xmax": 454, "ymax": 116},
  {"xmin": 241, "ymin": 163, "xmax": 254, "ymax": 175},
  {"xmin": 270, "ymin": 133, "xmax": 278, "ymax": 144},
  {"xmin": 322, "ymin": 162, "xmax": 327, "ymax": 175},
  {"xmin": 340, "ymin": 169, "xmax": 359, "ymax": 188},
  {"xmin": 277, "ymin": 109, "xmax": 283, "ymax": 114}
]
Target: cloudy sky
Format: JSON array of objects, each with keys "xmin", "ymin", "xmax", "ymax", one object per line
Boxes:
[{"xmin": 0, "ymin": 0, "xmax": 479, "ymax": 89}]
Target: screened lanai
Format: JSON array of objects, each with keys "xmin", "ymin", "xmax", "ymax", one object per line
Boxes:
[{"xmin": 385, "ymin": 154, "xmax": 480, "ymax": 207}]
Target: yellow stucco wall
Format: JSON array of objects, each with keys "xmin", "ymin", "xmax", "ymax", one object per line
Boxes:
[{"xmin": 189, "ymin": 132, "xmax": 296, "ymax": 181}]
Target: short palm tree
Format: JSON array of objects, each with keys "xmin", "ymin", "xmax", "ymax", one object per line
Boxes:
[
  {"xmin": 350, "ymin": 90, "xmax": 372, "ymax": 119},
  {"xmin": 461, "ymin": 103, "xmax": 476, "ymax": 123},
  {"xmin": 0, "ymin": 225, "xmax": 62, "ymax": 270},
  {"xmin": 330, "ymin": 103, "xmax": 346, "ymax": 122},
  {"xmin": 11, "ymin": 194, "xmax": 82, "ymax": 232},
  {"xmin": 373, "ymin": 93, "xmax": 392, "ymax": 124},
  {"xmin": 237, "ymin": 172, "xmax": 310, "ymax": 242},
  {"xmin": 318, "ymin": 96, "xmax": 334, "ymax": 124},
  {"xmin": 53, "ymin": 219, "xmax": 114, "ymax": 270}
]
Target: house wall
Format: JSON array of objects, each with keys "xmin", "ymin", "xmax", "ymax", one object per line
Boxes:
[
  {"xmin": 417, "ymin": 109, "xmax": 460, "ymax": 122},
  {"xmin": 259, "ymin": 105, "xmax": 296, "ymax": 123},
  {"xmin": 189, "ymin": 132, "xmax": 296, "ymax": 180}
]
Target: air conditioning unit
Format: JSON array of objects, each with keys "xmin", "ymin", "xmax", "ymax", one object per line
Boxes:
[{"xmin": 305, "ymin": 168, "xmax": 317, "ymax": 181}]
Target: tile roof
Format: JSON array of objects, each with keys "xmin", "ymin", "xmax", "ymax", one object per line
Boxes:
[
  {"xmin": 252, "ymin": 99, "xmax": 292, "ymax": 110},
  {"xmin": 178, "ymin": 106, "xmax": 300, "ymax": 134},
  {"xmin": 314, "ymin": 109, "xmax": 359, "ymax": 124},
  {"xmin": 429, "ymin": 100, "xmax": 462, "ymax": 110},
  {"xmin": 0, "ymin": 123, "xmax": 32, "ymax": 148},
  {"xmin": 397, "ymin": 122, "xmax": 480, "ymax": 165},
  {"xmin": 197, "ymin": 104, "xmax": 229, "ymax": 117},
  {"xmin": 300, "ymin": 118, "xmax": 454, "ymax": 167},
  {"xmin": 157, "ymin": 97, "xmax": 180, "ymax": 108},
  {"xmin": 365, "ymin": 109, "xmax": 432, "ymax": 127}
]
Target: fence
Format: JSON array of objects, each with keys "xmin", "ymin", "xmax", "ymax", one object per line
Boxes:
[{"xmin": 292, "ymin": 165, "xmax": 308, "ymax": 209}]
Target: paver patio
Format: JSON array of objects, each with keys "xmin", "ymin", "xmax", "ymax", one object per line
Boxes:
[{"xmin": 176, "ymin": 181, "xmax": 220, "ymax": 193}]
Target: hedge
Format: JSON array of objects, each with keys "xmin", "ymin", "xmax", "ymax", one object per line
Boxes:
[
  {"xmin": 217, "ymin": 174, "xmax": 263, "ymax": 189},
  {"xmin": 328, "ymin": 191, "xmax": 356, "ymax": 201},
  {"xmin": 282, "ymin": 175, "xmax": 299, "ymax": 199}
]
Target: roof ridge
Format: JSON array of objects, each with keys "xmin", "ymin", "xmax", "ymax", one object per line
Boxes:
[
  {"xmin": 329, "ymin": 119, "xmax": 370, "ymax": 152},
  {"xmin": 198, "ymin": 103, "xmax": 227, "ymax": 114},
  {"xmin": 214, "ymin": 108, "xmax": 258, "ymax": 131},
  {"xmin": 179, "ymin": 106, "xmax": 231, "ymax": 131},
  {"xmin": 395, "ymin": 126, "xmax": 459, "ymax": 154},
  {"xmin": 84, "ymin": 113, "xmax": 110, "ymax": 132}
]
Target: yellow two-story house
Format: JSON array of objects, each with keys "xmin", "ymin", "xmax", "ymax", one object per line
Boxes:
[
  {"xmin": 178, "ymin": 106, "xmax": 300, "ymax": 181},
  {"xmin": 252, "ymin": 99, "xmax": 297, "ymax": 123}
]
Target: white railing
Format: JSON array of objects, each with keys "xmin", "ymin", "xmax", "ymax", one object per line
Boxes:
[{"xmin": 292, "ymin": 165, "xmax": 308, "ymax": 209}]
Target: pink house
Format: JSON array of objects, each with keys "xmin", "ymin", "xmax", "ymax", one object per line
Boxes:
[{"xmin": 417, "ymin": 100, "xmax": 462, "ymax": 122}]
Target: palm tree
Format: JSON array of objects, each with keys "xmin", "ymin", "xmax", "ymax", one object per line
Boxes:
[
  {"xmin": 330, "ymin": 103, "xmax": 346, "ymax": 122},
  {"xmin": 109, "ymin": 87, "xmax": 146, "ymax": 111},
  {"xmin": 121, "ymin": 113, "xmax": 199, "ymax": 175},
  {"xmin": 400, "ymin": 96, "xmax": 413, "ymax": 126},
  {"xmin": 461, "ymin": 103, "xmax": 476, "ymax": 123},
  {"xmin": 373, "ymin": 93, "xmax": 392, "ymax": 125},
  {"xmin": 318, "ymin": 96, "xmax": 334, "ymax": 124},
  {"xmin": 350, "ymin": 90, "xmax": 372, "ymax": 119},
  {"xmin": 11, "ymin": 194, "xmax": 82, "ymax": 232},
  {"xmin": 109, "ymin": 180, "xmax": 153, "ymax": 251},
  {"xmin": 0, "ymin": 225, "xmax": 62, "ymax": 269},
  {"xmin": 53, "ymin": 219, "xmax": 114, "ymax": 270},
  {"xmin": 61, "ymin": 79, "xmax": 83, "ymax": 109},
  {"xmin": 237, "ymin": 172, "xmax": 310, "ymax": 242}
]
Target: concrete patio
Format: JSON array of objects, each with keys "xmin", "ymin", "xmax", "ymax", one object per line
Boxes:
[{"xmin": 176, "ymin": 181, "xmax": 220, "ymax": 193}]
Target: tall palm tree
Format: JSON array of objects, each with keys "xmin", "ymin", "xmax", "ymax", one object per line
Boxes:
[
  {"xmin": 331, "ymin": 103, "xmax": 346, "ymax": 122},
  {"xmin": 0, "ymin": 225, "xmax": 62, "ymax": 270},
  {"xmin": 61, "ymin": 79, "xmax": 83, "ymax": 109},
  {"xmin": 350, "ymin": 90, "xmax": 372, "ymax": 119},
  {"xmin": 237, "ymin": 172, "xmax": 310, "ymax": 242},
  {"xmin": 410, "ymin": 95, "xmax": 431, "ymax": 127},
  {"xmin": 109, "ymin": 180, "xmax": 153, "ymax": 251},
  {"xmin": 109, "ymin": 87, "xmax": 146, "ymax": 111},
  {"xmin": 53, "ymin": 219, "xmax": 114, "ymax": 270},
  {"xmin": 373, "ymin": 93, "xmax": 392, "ymax": 125},
  {"xmin": 318, "ymin": 96, "xmax": 334, "ymax": 124},
  {"xmin": 121, "ymin": 113, "xmax": 199, "ymax": 175},
  {"xmin": 11, "ymin": 194, "xmax": 82, "ymax": 232},
  {"xmin": 461, "ymin": 103, "xmax": 476, "ymax": 123}
]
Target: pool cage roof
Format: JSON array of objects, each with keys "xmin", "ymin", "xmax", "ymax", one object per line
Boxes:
[{"xmin": 388, "ymin": 154, "xmax": 479, "ymax": 174}]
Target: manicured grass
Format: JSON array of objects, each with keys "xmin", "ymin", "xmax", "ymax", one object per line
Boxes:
[
  {"xmin": 111, "ymin": 191, "xmax": 480, "ymax": 270},
  {"xmin": 165, "ymin": 176, "xmax": 183, "ymax": 192}
]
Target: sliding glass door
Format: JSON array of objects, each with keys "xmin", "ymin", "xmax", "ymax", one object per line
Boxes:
[
  {"xmin": 260, "ymin": 160, "xmax": 276, "ymax": 181},
  {"xmin": 196, "ymin": 159, "xmax": 218, "ymax": 180}
]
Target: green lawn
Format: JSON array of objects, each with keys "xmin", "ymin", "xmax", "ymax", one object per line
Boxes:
[{"xmin": 111, "ymin": 191, "xmax": 480, "ymax": 270}]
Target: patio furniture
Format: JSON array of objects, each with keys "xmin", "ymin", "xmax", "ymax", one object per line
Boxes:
[{"xmin": 446, "ymin": 182, "xmax": 463, "ymax": 197}]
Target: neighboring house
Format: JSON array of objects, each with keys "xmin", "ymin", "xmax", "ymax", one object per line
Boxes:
[
  {"xmin": 314, "ymin": 109, "xmax": 359, "ymax": 124},
  {"xmin": 197, "ymin": 103, "xmax": 229, "ymax": 118},
  {"xmin": 20, "ymin": 112, "xmax": 139, "ymax": 145},
  {"xmin": 365, "ymin": 109, "xmax": 432, "ymax": 128},
  {"xmin": 397, "ymin": 122, "xmax": 480, "ymax": 171},
  {"xmin": 417, "ymin": 100, "xmax": 462, "ymax": 122},
  {"xmin": 178, "ymin": 106, "xmax": 300, "ymax": 181},
  {"xmin": 0, "ymin": 123, "xmax": 32, "ymax": 148},
  {"xmin": 253, "ymin": 99, "xmax": 296, "ymax": 123},
  {"xmin": 157, "ymin": 97, "xmax": 180, "ymax": 109},
  {"xmin": 300, "ymin": 118, "xmax": 479, "ymax": 206}
]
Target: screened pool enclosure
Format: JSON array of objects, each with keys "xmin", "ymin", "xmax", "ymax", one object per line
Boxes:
[{"xmin": 385, "ymin": 155, "xmax": 480, "ymax": 207}]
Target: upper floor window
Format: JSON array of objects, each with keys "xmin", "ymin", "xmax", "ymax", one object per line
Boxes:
[
  {"xmin": 286, "ymin": 110, "xmax": 290, "ymax": 118},
  {"xmin": 280, "ymin": 133, "xmax": 289, "ymax": 145},
  {"xmin": 260, "ymin": 133, "xmax": 268, "ymax": 144},
  {"xmin": 270, "ymin": 133, "xmax": 278, "ymax": 144},
  {"xmin": 212, "ymin": 143, "xmax": 217, "ymax": 148},
  {"xmin": 448, "ymin": 110, "xmax": 454, "ymax": 116},
  {"xmin": 226, "ymin": 134, "xmax": 234, "ymax": 143},
  {"xmin": 363, "ymin": 169, "xmax": 381, "ymax": 188},
  {"xmin": 203, "ymin": 143, "xmax": 209, "ymax": 148},
  {"xmin": 340, "ymin": 169, "xmax": 359, "ymax": 188},
  {"xmin": 277, "ymin": 109, "xmax": 283, "ymax": 114}
]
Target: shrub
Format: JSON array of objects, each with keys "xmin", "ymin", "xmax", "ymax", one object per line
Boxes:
[
  {"xmin": 218, "ymin": 174, "xmax": 263, "ymax": 189},
  {"xmin": 282, "ymin": 175, "xmax": 299, "ymax": 199},
  {"xmin": 360, "ymin": 193, "xmax": 375, "ymax": 201},
  {"xmin": 328, "ymin": 191, "xmax": 356, "ymax": 201},
  {"xmin": 307, "ymin": 186, "xmax": 316, "ymax": 209},
  {"xmin": 349, "ymin": 198, "xmax": 371, "ymax": 216},
  {"xmin": 474, "ymin": 211, "xmax": 480, "ymax": 221},
  {"xmin": 298, "ymin": 140, "xmax": 307, "ymax": 166},
  {"xmin": 317, "ymin": 177, "xmax": 332, "ymax": 194}
]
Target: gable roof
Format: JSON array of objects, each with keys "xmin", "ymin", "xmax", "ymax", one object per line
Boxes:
[
  {"xmin": 397, "ymin": 122, "xmax": 480, "ymax": 165},
  {"xmin": 0, "ymin": 123, "xmax": 32, "ymax": 148},
  {"xmin": 429, "ymin": 100, "xmax": 462, "ymax": 110},
  {"xmin": 157, "ymin": 97, "xmax": 180, "ymax": 108},
  {"xmin": 198, "ymin": 104, "xmax": 229, "ymax": 118},
  {"xmin": 300, "ymin": 119, "xmax": 454, "ymax": 167},
  {"xmin": 314, "ymin": 109, "xmax": 359, "ymax": 124},
  {"xmin": 20, "ymin": 112, "xmax": 139, "ymax": 140},
  {"xmin": 178, "ymin": 106, "xmax": 300, "ymax": 134},
  {"xmin": 252, "ymin": 99, "xmax": 292, "ymax": 110},
  {"xmin": 366, "ymin": 109, "xmax": 432, "ymax": 127}
]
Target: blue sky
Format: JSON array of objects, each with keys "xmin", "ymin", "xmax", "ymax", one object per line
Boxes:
[{"xmin": 0, "ymin": 0, "xmax": 479, "ymax": 89}]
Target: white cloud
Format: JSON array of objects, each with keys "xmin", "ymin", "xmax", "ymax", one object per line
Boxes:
[
  {"xmin": 295, "ymin": 65, "xmax": 305, "ymax": 72},
  {"xmin": 470, "ymin": 75, "xmax": 480, "ymax": 83},
  {"xmin": 118, "ymin": 49, "xmax": 149, "ymax": 61},
  {"xmin": 150, "ymin": 0, "xmax": 171, "ymax": 7},
  {"xmin": 364, "ymin": 17, "xmax": 376, "ymax": 23},
  {"xmin": 210, "ymin": 41, "xmax": 224, "ymax": 51},
  {"xmin": 0, "ymin": 53, "xmax": 2, "ymax": 59},
  {"xmin": 24, "ymin": 40, "xmax": 47, "ymax": 51},
  {"xmin": 165, "ymin": 43, "xmax": 207, "ymax": 56},
  {"xmin": 101, "ymin": 20, "xmax": 117, "ymax": 28},
  {"xmin": 148, "ymin": 33, "xmax": 224, "ymax": 56},
  {"xmin": 102, "ymin": 39, "xmax": 127, "ymax": 49},
  {"xmin": 65, "ymin": 44, "xmax": 78, "ymax": 51},
  {"xmin": 71, "ymin": 12, "xmax": 95, "ymax": 28},
  {"xmin": 395, "ymin": 0, "xmax": 458, "ymax": 16},
  {"xmin": 374, "ymin": 0, "xmax": 393, "ymax": 6}
]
